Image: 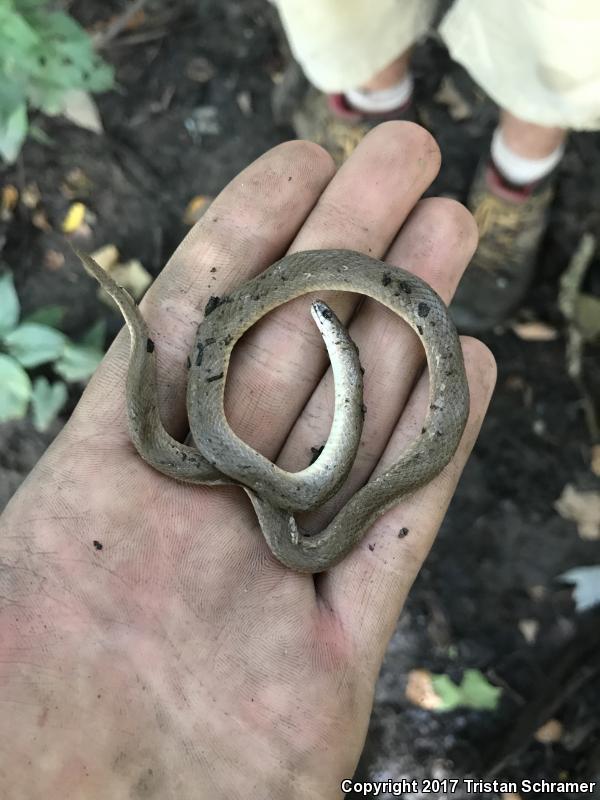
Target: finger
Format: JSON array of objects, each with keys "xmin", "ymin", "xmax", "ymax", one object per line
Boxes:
[
  {"xmin": 276, "ymin": 198, "xmax": 478, "ymax": 532},
  {"xmin": 71, "ymin": 140, "xmax": 336, "ymax": 440},
  {"xmin": 319, "ymin": 338, "xmax": 496, "ymax": 667},
  {"xmin": 223, "ymin": 122, "xmax": 442, "ymax": 460}
]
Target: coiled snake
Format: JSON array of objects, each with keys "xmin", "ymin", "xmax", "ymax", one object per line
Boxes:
[{"xmin": 77, "ymin": 249, "xmax": 469, "ymax": 573}]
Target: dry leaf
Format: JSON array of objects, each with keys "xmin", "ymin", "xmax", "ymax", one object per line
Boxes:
[
  {"xmin": 90, "ymin": 244, "xmax": 120, "ymax": 272},
  {"xmin": 512, "ymin": 321, "xmax": 559, "ymax": 342},
  {"xmin": 21, "ymin": 183, "xmax": 41, "ymax": 209},
  {"xmin": 105, "ymin": 259, "xmax": 152, "ymax": 302},
  {"xmin": 61, "ymin": 167, "xmax": 93, "ymax": 198},
  {"xmin": 32, "ymin": 210, "xmax": 51, "ymax": 231},
  {"xmin": 534, "ymin": 719, "xmax": 563, "ymax": 744},
  {"xmin": 527, "ymin": 585, "xmax": 547, "ymax": 601},
  {"xmin": 433, "ymin": 76, "xmax": 471, "ymax": 121},
  {"xmin": 186, "ymin": 56, "xmax": 215, "ymax": 83},
  {"xmin": 183, "ymin": 195, "xmax": 211, "ymax": 225},
  {"xmin": 518, "ymin": 619, "xmax": 539, "ymax": 644},
  {"xmin": 44, "ymin": 250, "xmax": 65, "ymax": 271},
  {"xmin": 61, "ymin": 89, "xmax": 103, "ymax": 134},
  {"xmin": 591, "ymin": 445, "xmax": 600, "ymax": 477},
  {"xmin": 1, "ymin": 184, "xmax": 18, "ymax": 220},
  {"xmin": 62, "ymin": 202, "xmax": 87, "ymax": 233},
  {"xmin": 236, "ymin": 91, "xmax": 252, "ymax": 116},
  {"xmin": 555, "ymin": 484, "xmax": 600, "ymax": 540},
  {"xmin": 405, "ymin": 669, "xmax": 442, "ymax": 710}
]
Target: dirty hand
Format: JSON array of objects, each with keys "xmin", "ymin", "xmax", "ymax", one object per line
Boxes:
[{"xmin": 0, "ymin": 122, "xmax": 495, "ymax": 799}]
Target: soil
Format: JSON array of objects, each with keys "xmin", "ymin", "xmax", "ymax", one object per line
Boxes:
[{"xmin": 1, "ymin": 1, "xmax": 599, "ymax": 797}]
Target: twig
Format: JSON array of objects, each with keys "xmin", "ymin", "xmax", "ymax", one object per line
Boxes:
[
  {"xmin": 558, "ymin": 232, "xmax": 599, "ymax": 440},
  {"xmin": 485, "ymin": 611, "xmax": 600, "ymax": 777},
  {"xmin": 93, "ymin": 0, "xmax": 147, "ymax": 49}
]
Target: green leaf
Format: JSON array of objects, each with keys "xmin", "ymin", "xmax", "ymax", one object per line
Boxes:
[
  {"xmin": 0, "ymin": 353, "xmax": 32, "ymax": 423},
  {"xmin": 31, "ymin": 376, "xmax": 67, "ymax": 431},
  {"xmin": 4, "ymin": 322, "xmax": 67, "ymax": 367},
  {"xmin": 0, "ymin": 100, "xmax": 28, "ymax": 163},
  {"xmin": 28, "ymin": 123, "xmax": 54, "ymax": 146},
  {"xmin": 430, "ymin": 670, "xmax": 502, "ymax": 712},
  {"xmin": 80, "ymin": 318, "xmax": 106, "ymax": 350},
  {"xmin": 0, "ymin": 272, "xmax": 20, "ymax": 336},
  {"xmin": 22, "ymin": 304, "xmax": 65, "ymax": 327},
  {"xmin": 54, "ymin": 341, "xmax": 102, "ymax": 382}
]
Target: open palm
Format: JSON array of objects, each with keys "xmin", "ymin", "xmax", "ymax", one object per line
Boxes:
[{"xmin": 0, "ymin": 123, "xmax": 495, "ymax": 799}]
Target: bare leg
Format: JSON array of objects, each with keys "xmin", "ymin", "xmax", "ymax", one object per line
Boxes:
[
  {"xmin": 499, "ymin": 109, "xmax": 566, "ymax": 159},
  {"xmin": 359, "ymin": 50, "xmax": 412, "ymax": 91}
]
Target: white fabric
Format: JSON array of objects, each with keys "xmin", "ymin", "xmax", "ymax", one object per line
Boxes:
[
  {"xmin": 491, "ymin": 127, "xmax": 564, "ymax": 184},
  {"xmin": 274, "ymin": 0, "xmax": 600, "ymax": 130},
  {"xmin": 439, "ymin": 0, "xmax": 600, "ymax": 130},
  {"xmin": 275, "ymin": 0, "xmax": 437, "ymax": 94},
  {"xmin": 345, "ymin": 73, "xmax": 414, "ymax": 112}
]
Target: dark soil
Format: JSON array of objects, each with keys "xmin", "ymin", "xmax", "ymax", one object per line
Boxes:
[{"xmin": 1, "ymin": 1, "xmax": 599, "ymax": 797}]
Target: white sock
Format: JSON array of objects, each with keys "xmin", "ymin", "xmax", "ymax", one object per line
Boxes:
[
  {"xmin": 345, "ymin": 73, "xmax": 414, "ymax": 113},
  {"xmin": 491, "ymin": 127, "xmax": 564, "ymax": 185}
]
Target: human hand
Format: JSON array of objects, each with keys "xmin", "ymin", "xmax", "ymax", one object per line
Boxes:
[{"xmin": 0, "ymin": 122, "xmax": 495, "ymax": 799}]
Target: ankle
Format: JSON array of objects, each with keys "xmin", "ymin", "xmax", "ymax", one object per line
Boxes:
[
  {"xmin": 490, "ymin": 126, "xmax": 564, "ymax": 187},
  {"xmin": 344, "ymin": 73, "xmax": 414, "ymax": 115}
]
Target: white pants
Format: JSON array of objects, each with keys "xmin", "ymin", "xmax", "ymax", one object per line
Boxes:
[{"xmin": 274, "ymin": 0, "xmax": 600, "ymax": 130}]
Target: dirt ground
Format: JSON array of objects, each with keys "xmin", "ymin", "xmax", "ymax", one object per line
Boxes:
[{"xmin": 1, "ymin": 1, "xmax": 599, "ymax": 797}]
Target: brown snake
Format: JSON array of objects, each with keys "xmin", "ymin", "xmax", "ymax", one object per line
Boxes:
[{"xmin": 77, "ymin": 248, "xmax": 469, "ymax": 573}]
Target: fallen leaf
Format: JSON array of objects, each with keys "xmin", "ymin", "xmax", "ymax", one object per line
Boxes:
[
  {"xmin": 1, "ymin": 184, "xmax": 18, "ymax": 220},
  {"xmin": 32, "ymin": 209, "xmax": 51, "ymax": 231},
  {"xmin": 44, "ymin": 250, "xmax": 65, "ymax": 271},
  {"xmin": 62, "ymin": 202, "xmax": 87, "ymax": 234},
  {"xmin": 106, "ymin": 259, "xmax": 151, "ymax": 302},
  {"xmin": 574, "ymin": 294, "xmax": 600, "ymax": 342},
  {"xmin": 518, "ymin": 619, "xmax": 539, "ymax": 644},
  {"xmin": 512, "ymin": 321, "xmax": 559, "ymax": 342},
  {"xmin": 61, "ymin": 167, "xmax": 93, "ymax": 198},
  {"xmin": 185, "ymin": 106, "xmax": 220, "ymax": 139},
  {"xmin": 183, "ymin": 195, "xmax": 211, "ymax": 225},
  {"xmin": 433, "ymin": 76, "xmax": 472, "ymax": 121},
  {"xmin": 591, "ymin": 445, "xmax": 600, "ymax": 477},
  {"xmin": 90, "ymin": 244, "xmax": 120, "ymax": 271},
  {"xmin": 21, "ymin": 183, "xmax": 41, "ymax": 209},
  {"xmin": 527, "ymin": 585, "xmax": 547, "ymax": 601},
  {"xmin": 534, "ymin": 719, "xmax": 563, "ymax": 744},
  {"xmin": 555, "ymin": 484, "xmax": 600, "ymax": 540},
  {"xmin": 186, "ymin": 56, "xmax": 215, "ymax": 83},
  {"xmin": 236, "ymin": 90, "xmax": 252, "ymax": 116},
  {"xmin": 61, "ymin": 89, "xmax": 103, "ymax": 134},
  {"xmin": 405, "ymin": 669, "xmax": 442, "ymax": 711},
  {"xmin": 558, "ymin": 565, "xmax": 600, "ymax": 612}
]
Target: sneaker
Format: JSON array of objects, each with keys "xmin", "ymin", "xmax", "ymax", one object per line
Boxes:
[
  {"xmin": 451, "ymin": 159, "xmax": 555, "ymax": 332},
  {"xmin": 292, "ymin": 86, "xmax": 418, "ymax": 166}
]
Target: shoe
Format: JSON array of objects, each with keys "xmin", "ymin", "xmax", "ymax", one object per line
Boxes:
[
  {"xmin": 292, "ymin": 87, "xmax": 418, "ymax": 166},
  {"xmin": 450, "ymin": 159, "xmax": 556, "ymax": 333}
]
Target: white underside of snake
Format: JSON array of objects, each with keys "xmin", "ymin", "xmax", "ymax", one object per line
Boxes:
[{"xmin": 77, "ymin": 249, "xmax": 469, "ymax": 573}]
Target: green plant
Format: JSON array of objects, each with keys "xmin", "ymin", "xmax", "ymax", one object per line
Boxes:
[
  {"xmin": 430, "ymin": 669, "xmax": 502, "ymax": 712},
  {"xmin": 0, "ymin": 0, "xmax": 114, "ymax": 162},
  {"xmin": 0, "ymin": 270, "xmax": 106, "ymax": 429}
]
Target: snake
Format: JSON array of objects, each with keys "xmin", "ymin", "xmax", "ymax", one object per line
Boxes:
[{"xmin": 76, "ymin": 248, "xmax": 469, "ymax": 574}]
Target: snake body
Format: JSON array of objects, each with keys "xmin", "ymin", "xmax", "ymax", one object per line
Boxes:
[{"xmin": 78, "ymin": 248, "xmax": 469, "ymax": 573}]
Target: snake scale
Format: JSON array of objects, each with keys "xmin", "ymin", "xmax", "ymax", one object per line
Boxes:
[{"xmin": 77, "ymin": 248, "xmax": 469, "ymax": 573}]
